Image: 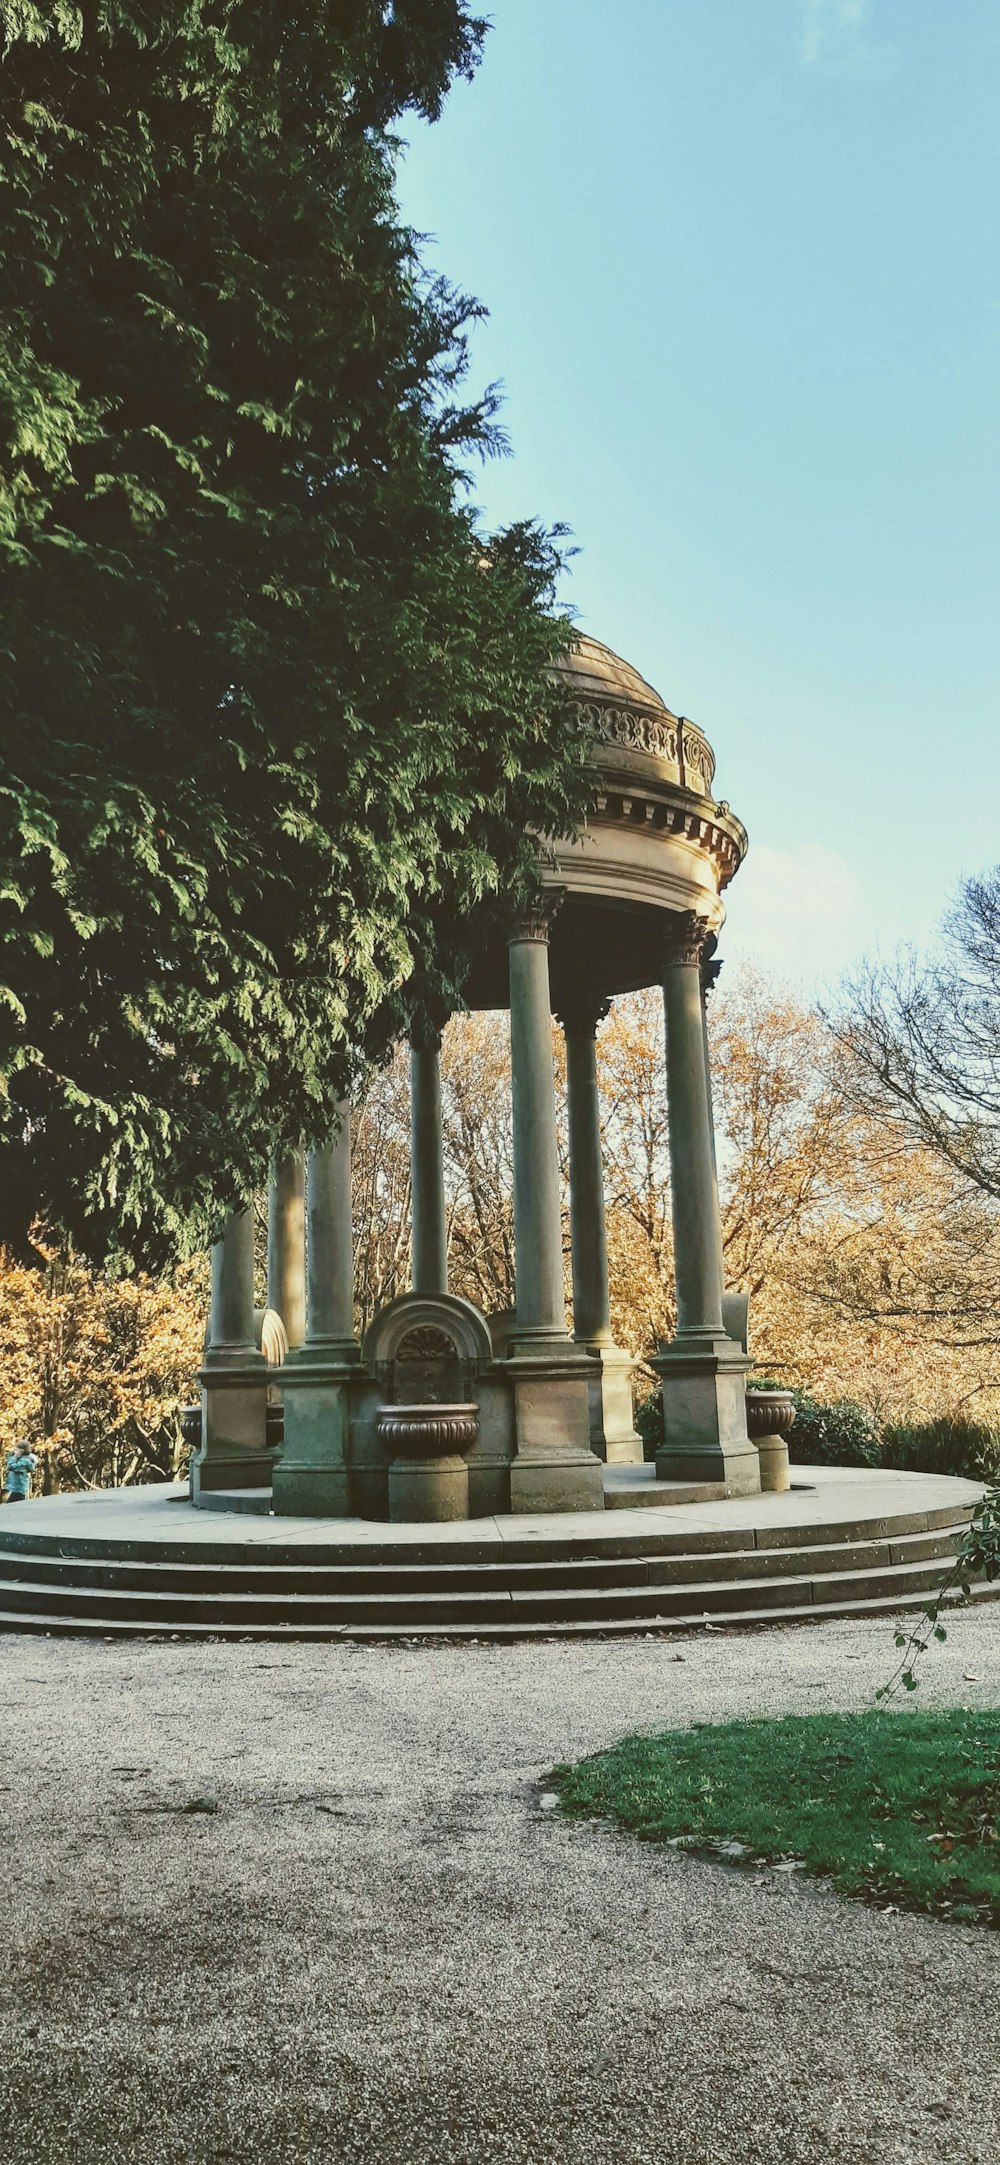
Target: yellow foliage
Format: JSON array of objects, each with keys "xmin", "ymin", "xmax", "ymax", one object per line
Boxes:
[{"xmin": 0, "ymin": 1238, "xmax": 204, "ymax": 1489}]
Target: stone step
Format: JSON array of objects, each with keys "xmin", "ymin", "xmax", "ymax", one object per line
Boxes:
[
  {"xmin": 0, "ymin": 1552, "xmax": 973, "ymax": 1632},
  {"xmin": 0, "ymin": 1579, "xmax": 996, "ymax": 1643},
  {"xmin": 0, "ymin": 1524, "xmax": 963, "ymax": 1598},
  {"xmin": 0, "ymin": 1499, "xmax": 972, "ymax": 1570},
  {"xmin": 602, "ymin": 1475, "xmax": 727, "ymax": 1510}
]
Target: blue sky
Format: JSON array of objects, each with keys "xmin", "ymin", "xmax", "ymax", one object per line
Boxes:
[{"xmin": 397, "ymin": 0, "xmax": 999, "ymax": 995}]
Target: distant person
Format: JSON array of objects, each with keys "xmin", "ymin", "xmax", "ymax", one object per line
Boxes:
[{"xmin": 2, "ymin": 1443, "xmax": 39, "ymax": 1505}]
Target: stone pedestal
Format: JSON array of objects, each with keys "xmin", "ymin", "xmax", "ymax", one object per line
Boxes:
[
  {"xmin": 273, "ymin": 1110, "xmax": 359, "ymax": 1518},
  {"xmin": 746, "ymin": 1387, "xmax": 795, "ymax": 1495},
  {"xmin": 380, "ymin": 1403, "xmax": 477, "ymax": 1523},
  {"xmin": 192, "ymin": 1209, "xmax": 271, "ymax": 1500},
  {"xmin": 507, "ymin": 1352, "xmax": 603, "ymax": 1512},
  {"xmin": 583, "ymin": 1344, "xmax": 643, "ymax": 1467},
  {"xmin": 507, "ymin": 907, "xmax": 603, "ymax": 1515},
  {"xmin": 388, "ymin": 1456, "xmax": 469, "ymax": 1521},
  {"xmin": 651, "ymin": 1336, "xmax": 758, "ymax": 1495},
  {"xmin": 655, "ymin": 916, "xmax": 759, "ymax": 1498}
]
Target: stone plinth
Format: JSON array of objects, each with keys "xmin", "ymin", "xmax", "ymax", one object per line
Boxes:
[
  {"xmin": 272, "ymin": 1349, "xmax": 359, "ymax": 1518},
  {"xmin": 506, "ymin": 1351, "xmax": 605, "ymax": 1514},
  {"xmin": 651, "ymin": 1334, "xmax": 759, "ymax": 1497}
]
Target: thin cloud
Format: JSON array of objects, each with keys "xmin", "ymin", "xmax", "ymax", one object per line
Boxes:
[
  {"xmin": 720, "ymin": 842, "xmax": 866, "ymax": 995},
  {"xmin": 800, "ymin": 0, "xmax": 870, "ymax": 66}
]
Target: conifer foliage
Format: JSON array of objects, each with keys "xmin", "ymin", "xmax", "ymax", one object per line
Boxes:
[{"xmin": 0, "ymin": 3, "xmax": 590, "ymax": 1263}]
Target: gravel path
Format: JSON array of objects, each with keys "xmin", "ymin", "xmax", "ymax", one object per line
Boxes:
[{"xmin": 2, "ymin": 1612, "xmax": 1000, "ymax": 2165}]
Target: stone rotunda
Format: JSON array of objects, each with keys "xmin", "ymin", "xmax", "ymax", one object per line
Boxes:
[{"xmin": 192, "ymin": 633, "xmax": 759, "ymax": 1521}]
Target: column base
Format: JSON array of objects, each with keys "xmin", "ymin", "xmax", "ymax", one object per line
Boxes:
[
  {"xmin": 271, "ymin": 1465, "xmax": 352, "ymax": 1516},
  {"xmin": 388, "ymin": 1455, "xmax": 469, "ymax": 1523},
  {"xmin": 191, "ymin": 1360, "xmax": 270, "ymax": 1502},
  {"xmin": 271, "ymin": 1349, "xmax": 358, "ymax": 1519},
  {"xmin": 507, "ymin": 1350, "xmax": 605, "ymax": 1514},
  {"xmin": 651, "ymin": 1335, "xmax": 760, "ymax": 1498},
  {"xmin": 575, "ymin": 1338, "xmax": 643, "ymax": 1464}
]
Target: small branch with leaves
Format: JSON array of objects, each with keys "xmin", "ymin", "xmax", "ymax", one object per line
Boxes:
[{"xmin": 878, "ymin": 1485, "xmax": 1000, "ymax": 1698}]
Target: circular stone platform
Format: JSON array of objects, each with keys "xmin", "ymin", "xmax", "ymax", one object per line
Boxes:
[{"xmin": 0, "ymin": 1466, "xmax": 993, "ymax": 1640}]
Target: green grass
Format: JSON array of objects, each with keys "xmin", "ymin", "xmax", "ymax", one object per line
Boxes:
[{"xmin": 553, "ymin": 1710, "xmax": 1000, "ymax": 1927}]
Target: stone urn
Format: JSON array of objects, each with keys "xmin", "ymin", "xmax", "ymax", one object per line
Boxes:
[
  {"xmin": 377, "ymin": 1403, "xmax": 479, "ymax": 1524},
  {"xmin": 745, "ymin": 1388, "xmax": 795, "ymax": 1495}
]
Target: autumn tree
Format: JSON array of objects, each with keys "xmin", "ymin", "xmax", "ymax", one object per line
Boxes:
[
  {"xmin": 441, "ymin": 1013, "xmax": 516, "ymax": 1317},
  {"xmin": 352, "ymin": 1049, "xmax": 412, "ymax": 1332},
  {"xmin": 0, "ymin": 1237, "xmax": 203, "ymax": 1487}
]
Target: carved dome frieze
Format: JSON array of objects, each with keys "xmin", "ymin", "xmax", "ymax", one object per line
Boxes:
[{"xmin": 556, "ymin": 636, "xmax": 721, "ymax": 804}]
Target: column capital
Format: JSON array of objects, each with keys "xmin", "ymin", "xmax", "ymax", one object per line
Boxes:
[
  {"xmin": 507, "ymin": 889, "xmax": 563, "ymax": 947},
  {"xmin": 661, "ymin": 909, "xmax": 715, "ymax": 970},
  {"xmin": 701, "ymin": 935, "xmax": 723, "ymax": 997},
  {"xmin": 408, "ymin": 1014, "xmax": 445, "ymax": 1055},
  {"xmin": 556, "ymin": 995, "xmax": 612, "ymax": 1039}
]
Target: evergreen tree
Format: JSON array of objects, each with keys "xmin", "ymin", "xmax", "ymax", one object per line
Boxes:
[{"xmin": 0, "ymin": 3, "xmax": 591, "ymax": 1263}]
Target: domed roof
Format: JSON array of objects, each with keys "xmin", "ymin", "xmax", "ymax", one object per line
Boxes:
[{"xmin": 556, "ymin": 633, "xmax": 678, "ymax": 720}]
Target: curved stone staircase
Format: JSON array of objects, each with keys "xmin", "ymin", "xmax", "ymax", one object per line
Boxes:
[{"xmin": 0, "ymin": 1480, "xmax": 994, "ymax": 1640}]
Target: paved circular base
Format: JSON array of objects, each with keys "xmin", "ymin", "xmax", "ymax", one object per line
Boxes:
[{"xmin": 0, "ymin": 1466, "xmax": 992, "ymax": 1639}]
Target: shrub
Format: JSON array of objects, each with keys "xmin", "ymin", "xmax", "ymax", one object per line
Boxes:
[
  {"xmin": 788, "ymin": 1391, "xmax": 881, "ymax": 1468},
  {"xmin": 881, "ymin": 1416, "xmax": 1000, "ymax": 1483},
  {"xmin": 635, "ymin": 1387, "xmax": 664, "ymax": 1463}
]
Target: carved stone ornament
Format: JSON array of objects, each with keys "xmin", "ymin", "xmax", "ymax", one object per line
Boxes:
[
  {"xmin": 392, "ymin": 1322, "xmax": 463, "ymax": 1408},
  {"xmin": 745, "ymin": 1388, "xmax": 796, "ymax": 1442},
  {"xmin": 576, "ymin": 699, "xmax": 716, "ymax": 797},
  {"xmin": 555, "ymin": 995, "xmax": 612, "ymax": 1039},
  {"xmin": 680, "ymin": 726, "xmax": 716, "ymax": 796},
  {"xmin": 376, "ymin": 1404, "xmax": 479, "ymax": 1459},
  {"xmin": 395, "ymin": 1326, "xmax": 457, "ymax": 1364},
  {"xmin": 507, "ymin": 891, "xmax": 563, "ymax": 946},
  {"xmin": 409, "ymin": 1016, "xmax": 444, "ymax": 1055},
  {"xmin": 580, "ymin": 701, "xmax": 679, "ymax": 765},
  {"xmin": 700, "ymin": 936, "xmax": 723, "ymax": 997},
  {"xmin": 661, "ymin": 910, "xmax": 714, "ymax": 970}
]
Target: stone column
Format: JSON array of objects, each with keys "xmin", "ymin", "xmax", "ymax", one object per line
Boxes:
[
  {"xmin": 208, "ymin": 1208, "xmax": 258, "ymax": 1354},
  {"xmin": 560, "ymin": 996, "xmax": 641, "ymax": 1464},
  {"xmin": 506, "ymin": 901, "xmax": 603, "ymax": 1513},
  {"xmin": 509, "ymin": 906, "xmax": 567, "ymax": 1346},
  {"xmin": 267, "ymin": 1151, "xmax": 306, "ymax": 1348},
  {"xmin": 272, "ymin": 1107, "xmax": 358, "ymax": 1516},
  {"xmin": 304, "ymin": 1120, "xmax": 357, "ymax": 1355},
  {"xmin": 700, "ymin": 941, "xmax": 723, "ymax": 1192},
  {"xmin": 410, "ymin": 1025, "xmax": 448, "ymax": 1296},
  {"xmin": 700, "ymin": 947, "xmax": 750, "ymax": 1353},
  {"xmin": 652, "ymin": 912, "xmax": 759, "ymax": 1495},
  {"xmin": 191, "ymin": 1207, "xmax": 270, "ymax": 1500}
]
